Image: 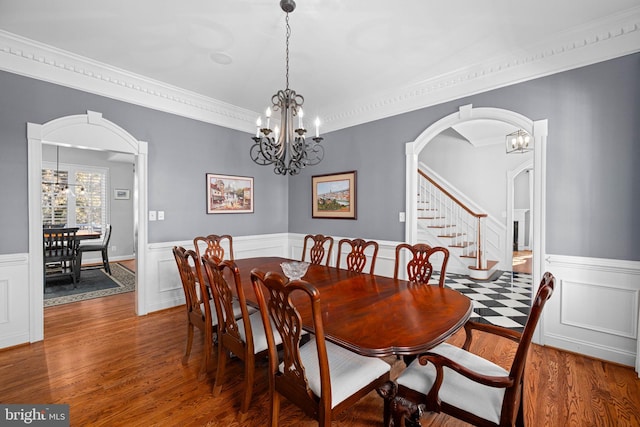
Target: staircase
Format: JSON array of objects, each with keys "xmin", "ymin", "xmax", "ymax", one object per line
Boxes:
[{"xmin": 417, "ymin": 168, "xmax": 500, "ymax": 280}]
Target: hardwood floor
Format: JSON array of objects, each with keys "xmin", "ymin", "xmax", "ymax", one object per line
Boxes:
[
  {"xmin": 1, "ymin": 292, "xmax": 639, "ymax": 426},
  {"xmin": 512, "ymin": 250, "xmax": 532, "ymax": 274}
]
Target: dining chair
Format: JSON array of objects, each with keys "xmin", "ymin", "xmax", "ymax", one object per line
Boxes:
[
  {"xmin": 202, "ymin": 255, "xmax": 281, "ymax": 422},
  {"xmin": 337, "ymin": 238, "xmax": 379, "ymax": 274},
  {"xmin": 378, "ymin": 272, "xmax": 556, "ymax": 427},
  {"xmin": 250, "ymin": 269, "xmax": 391, "ymax": 427},
  {"xmin": 193, "ymin": 234, "xmax": 234, "ymax": 261},
  {"xmin": 43, "ymin": 227, "xmax": 80, "ymax": 288},
  {"xmin": 394, "ymin": 243, "xmax": 450, "ymax": 287},
  {"xmin": 302, "ymin": 234, "xmax": 334, "ymax": 266},
  {"xmin": 76, "ymin": 224, "xmax": 112, "ymax": 277},
  {"xmin": 172, "ymin": 246, "xmax": 220, "ymax": 380}
]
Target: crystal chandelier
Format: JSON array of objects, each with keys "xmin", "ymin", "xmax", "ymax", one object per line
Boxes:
[{"xmin": 250, "ymin": 0, "xmax": 324, "ymax": 176}]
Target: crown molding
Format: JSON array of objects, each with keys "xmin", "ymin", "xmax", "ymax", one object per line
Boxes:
[
  {"xmin": 0, "ymin": 30, "xmax": 258, "ymax": 134},
  {"xmin": 321, "ymin": 7, "xmax": 640, "ymax": 132},
  {"xmin": 1, "ymin": 7, "xmax": 639, "ymax": 135}
]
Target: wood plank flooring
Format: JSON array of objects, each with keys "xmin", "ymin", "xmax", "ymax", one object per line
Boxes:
[{"xmin": 1, "ymin": 291, "xmax": 639, "ymax": 426}]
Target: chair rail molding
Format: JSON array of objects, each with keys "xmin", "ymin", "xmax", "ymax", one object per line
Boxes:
[{"xmin": 26, "ymin": 111, "xmax": 148, "ymax": 345}]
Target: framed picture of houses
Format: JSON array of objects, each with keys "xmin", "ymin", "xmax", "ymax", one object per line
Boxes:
[
  {"xmin": 206, "ymin": 173, "xmax": 254, "ymax": 214},
  {"xmin": 311, "ymin": 171, "xmax": 357, "ymax": 219}
]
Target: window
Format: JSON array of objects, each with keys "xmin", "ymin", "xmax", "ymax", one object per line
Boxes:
[{"xmin": 42, "ymin": 162, "xmax": 108, "ymax": 231}]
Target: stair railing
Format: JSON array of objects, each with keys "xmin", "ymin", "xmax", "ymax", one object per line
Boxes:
[{"xmin": 418, "ymin": 170, "xmax": 487, "ymax": 269}]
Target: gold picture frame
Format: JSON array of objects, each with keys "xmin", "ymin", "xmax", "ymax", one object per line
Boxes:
[
  {"xmin": 206, "ymin": 173, "xmax": 254, "ymax": 214},
  {"xmin": 312, "ymin": 171, "xmax": 357, "ymax": 219}
]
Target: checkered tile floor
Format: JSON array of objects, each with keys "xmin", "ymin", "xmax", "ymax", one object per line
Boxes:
[{"xmin": 432, "ymin": 271, "xmax": 533, "ymax": 332}]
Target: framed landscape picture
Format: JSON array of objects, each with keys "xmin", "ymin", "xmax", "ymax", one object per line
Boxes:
[
  {"xmin": 312, "ymin": 171, "xmax": 357, "ymax": 219},
  {"xmin": 206, "ymin": 173, "xmax": 254, "ymax": 214}
]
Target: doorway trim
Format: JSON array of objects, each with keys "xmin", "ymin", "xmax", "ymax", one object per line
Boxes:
[
  {"xmin": 405, "ymin": 104, "xmax": 548, "ymax": 340},
  {"xmin": 27, "ymin": 111, "xmax": 148, "ymax": 342}
]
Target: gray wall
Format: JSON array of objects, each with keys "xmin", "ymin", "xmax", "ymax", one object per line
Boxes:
[
  {"xmin": 0, "ymin": 71, "xmax": 288, "ymax": 254},
  {"xmin": 290, "ymin": 52, "xmax": 640, "ymax": 261},
  {"xmin": 1, "ymin": 53, "xmax": 639, "ymax": 261}
]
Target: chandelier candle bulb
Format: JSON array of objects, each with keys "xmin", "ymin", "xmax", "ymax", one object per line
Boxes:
[
  {"xmin": 298, "ymin": 107, "xmax": 304, "ymax": 129},
  {"xmin": 266, "ymin": 107, "xmax": 271, "ymax": 129},
  {"xmin": 315, "ymin": 117, "xmax": 320, "ymax": 138},
  {"xmin": 256, "ymin": 117, "xmax": 262, "ymax": 137}
]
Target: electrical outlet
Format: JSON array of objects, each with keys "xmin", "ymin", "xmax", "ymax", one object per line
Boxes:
[
  {"xmin": 399, "ymin": 212, "xmax": 406, "ymax": 222},
  {"xmin": 158, "ymin": 211, "xmax": 165, "ymax": 221},
  {"xmin": 111, "ymin": 245, "xmax": 117, "ymax": 252}
]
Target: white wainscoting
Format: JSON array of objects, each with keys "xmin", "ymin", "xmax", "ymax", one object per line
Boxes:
[
  {"xmin": 544, "ymin": 254, "xmax": 640, "ymax": 371},
  {"xmin": 145, "ymin": 233, "xmax": 290, "ymax": 313},
  {"xmin": 288, "ymin": 233, "xmax": 401, "ymax": 279},
  {"xmin": 0, "ymin": 253, "xmax": 30, "ymax": 348}
]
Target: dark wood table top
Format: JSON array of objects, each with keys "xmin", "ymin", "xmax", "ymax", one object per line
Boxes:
[{"xmin": 234, "ymin": 257, "xmax": 473, "ymax": 357}]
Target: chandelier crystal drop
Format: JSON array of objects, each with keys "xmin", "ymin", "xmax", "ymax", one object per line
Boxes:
[{"xmin": 250, "ymin": 0, "xmax": 324, "ymax": 176}]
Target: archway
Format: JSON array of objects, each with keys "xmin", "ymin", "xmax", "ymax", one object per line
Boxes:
[
  {"xmin": 405, "ymin": 104, "xmax": 548, "ymax": 333},
  {"xmin": 27, "ymin": 111, "xmax": 148, "ymax": 342}
]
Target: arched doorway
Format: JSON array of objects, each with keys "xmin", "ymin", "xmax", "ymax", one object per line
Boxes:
[
  {"xmin": 27, "ymin": 111, "xmax": 148, "ymax": 342},
  {"xmin": 405, "ymin": 104, "xmax": 548, "ymax": 339}
]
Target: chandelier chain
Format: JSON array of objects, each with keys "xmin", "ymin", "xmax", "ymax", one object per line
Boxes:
[{"xmin": 285, "ymin": 13, "xmax": 290, "ymax": 90}]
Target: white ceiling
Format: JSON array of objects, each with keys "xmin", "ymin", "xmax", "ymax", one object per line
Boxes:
[{"xmin": 0, "ymin": 1, "xmax": 639, "ymax": 133}]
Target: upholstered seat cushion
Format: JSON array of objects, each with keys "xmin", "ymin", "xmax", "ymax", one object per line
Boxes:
[
  {"xmin": 397, "ymin": 342, "xmax": 507, "ymax": 424},
  {"xmin": 201, "ymin": 299, "xmax": 244, "ymax": 327},
  {"xmin": 238, "ymin": 310, "xmax": 283, "ymax": 353},
  {"xmin": 281, "ymin": 337, "xmax": 390, "ymax": 409}
]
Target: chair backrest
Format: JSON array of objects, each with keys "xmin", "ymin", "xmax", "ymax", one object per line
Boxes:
[
  {"xmin": 502, "ymin": 272, "xmax": 555, "ymax": 411},
  {"xmin": 202, "ymin": 255, "xmax": 254, "ymax": 350},
  {"xmin": 302, "ymin": 234, "xmax": 334, "ymax": 266},
  {"xmin": 43, "ymin": 227, "xmax": 79, "ymax": 261},
  {"xmin": 337, "ymin": 238, "xmax": 379, "ymax": 274},
  {"xmin": 172, "ymin": 246, "xmax": 208, "ymax": 324},
  {"xmin": 193, "ymin": 234, "xmax": 234, "ymax": 261},
  {"xmin": 102, "ymin": 224, "xmax": 112, "ymax": 246},
  {"xmin": 251, "ymin": 269, "xmax": 332, "ymax": 420},
  {"xmin": 393, "ymin": 243, "xmax": 449, "ymax": 287}
]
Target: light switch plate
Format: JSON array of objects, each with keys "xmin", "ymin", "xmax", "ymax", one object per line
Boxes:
[
  {"xmin": 158, "ymin": 211, "xmax": 165, "ymax": 221},
  {"xmin": 149, "ymin": 210, "xmax": 157, "ymax": 221}
]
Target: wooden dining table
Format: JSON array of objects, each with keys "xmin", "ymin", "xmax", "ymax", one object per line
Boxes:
[{"xmin": 234, "ymin": 257, "xmax": 473, "ymax": 358}]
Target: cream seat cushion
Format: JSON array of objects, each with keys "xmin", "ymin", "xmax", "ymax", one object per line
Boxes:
[
  {"xmin": 280, "ymin": 337, "xmax": 390, "ymax": 409},
  {"xmin": 396, "ymin": 342, "xmax": 508, "ymax": 424}
]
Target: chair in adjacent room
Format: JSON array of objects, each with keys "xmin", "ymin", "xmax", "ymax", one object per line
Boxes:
[
  {"xmin": 336, "ymin": 238, "xmax": 379, "ymax": 274},
  {"xmin": 250, "ymin": 269, "xmax": 391, "ymax": 427},
  {"xmin": 43, "ymin": 227, "xmax": 80, "ymax": 288},
  {"xmin": 379, "ymin": 272, "xmax": 556, "ymax": 427},
  {"xmin": 302, "ymin": 234, "xmax": 334, "ymax": 266},
  {"xmin": 76, "ymin": 224, "xmax": 112, "ymax": 278},
  {"xmin": 393, "ymin": 243, "xmax": 450, "ymax": 287},
  {"xmin": 172, "ymin": 245, "xmax": 219, "ymax": 380},
  {"xmin": 202, "ymin": 255, "xmax": 281, "ymax": 422},
  {"xmin": 193, "ymin": 234, "xmax": 234, "ymax": 261}
]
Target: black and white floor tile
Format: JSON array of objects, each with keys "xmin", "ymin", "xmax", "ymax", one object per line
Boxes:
[{"xmin": 432, "ymin": 271, "xmax": 533, "ymax": 332}]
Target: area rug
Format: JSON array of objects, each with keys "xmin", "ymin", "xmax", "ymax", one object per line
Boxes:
[{"xmin": 44, "ymin": 263, "xmax": 135, "ymax": 307}]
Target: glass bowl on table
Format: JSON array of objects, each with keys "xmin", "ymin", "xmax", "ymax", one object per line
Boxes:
[{"xmin": 280, "ymin": 261, "xmax": 310, "ymax": 281}]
